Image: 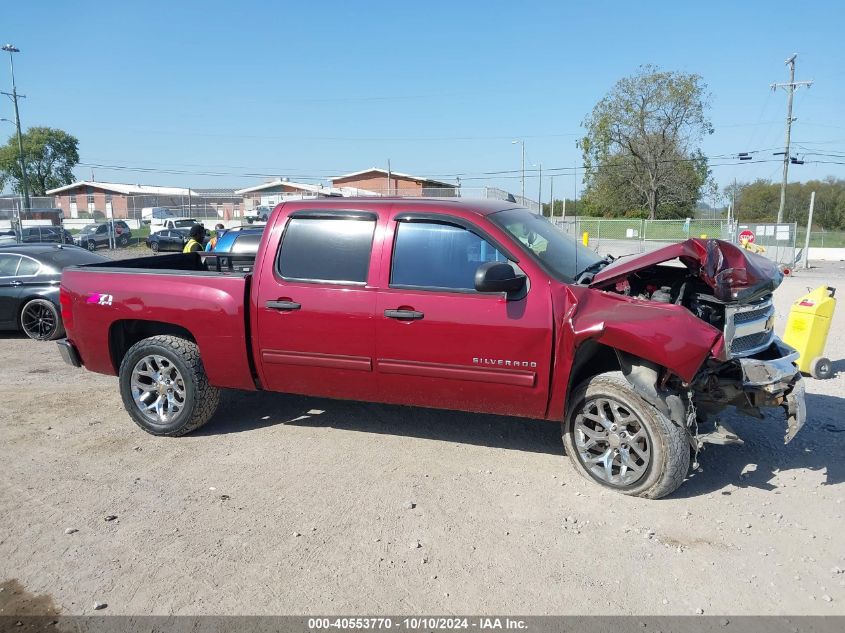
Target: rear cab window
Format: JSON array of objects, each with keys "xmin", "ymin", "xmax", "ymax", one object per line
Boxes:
[{"xmin": 276, "ymin": 212, "xmax": 377, "ymax": 285}]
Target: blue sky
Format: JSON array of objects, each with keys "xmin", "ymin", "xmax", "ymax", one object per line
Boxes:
[{"xmin": 3, "ymin": 0, "xmax": 844, "ymax": 201}]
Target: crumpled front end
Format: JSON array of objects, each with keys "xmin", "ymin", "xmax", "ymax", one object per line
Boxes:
[{"xmin": 693, "ymin": 337, "xmax": 806, "ymax": 445}]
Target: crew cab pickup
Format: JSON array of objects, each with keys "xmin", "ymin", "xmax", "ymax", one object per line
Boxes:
[{"xmin": 57, "ymin": 199, "xmax": 806, "ymax": 498}]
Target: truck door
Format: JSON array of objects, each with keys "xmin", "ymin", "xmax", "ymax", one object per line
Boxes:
[
  {"xmin": 374, "ymin": 213, "xmax": 553, "ymax": 418},
  {"xmin": 254, "ymin": 210, "xmax": 381, "ymax": 401}
]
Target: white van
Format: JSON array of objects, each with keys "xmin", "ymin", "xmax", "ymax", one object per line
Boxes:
[
  {"xmin": 154, "ymin": 217, "xmax": 200, "ymax": 231},
  {"xmin": 141, "ymin": 207, "xmax": 178, "ymax": 225}
]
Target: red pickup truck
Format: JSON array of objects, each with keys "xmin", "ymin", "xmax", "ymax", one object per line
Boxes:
[{"xmin": 58, "ymin": 199, "xmax": 806, "ymax": 498}]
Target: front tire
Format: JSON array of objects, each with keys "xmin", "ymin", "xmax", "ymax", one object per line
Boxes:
[
  {"xmin": 118, "ymin": 335, "xmax": 220, "ymax": 436},
  {"xmin": 86, "ymin": 240, "xmax": 96, "ymax": 252},
  {"xmin": 20, "ymin": 299, "xmax": 65, "ymax": 341},
  {"xmin": 151, "ymin": 241, "xmax": 160, "ymax": 253},
  {"xmin": 562, "ymin": 373, "xmax": 689, "ymax": 499}
]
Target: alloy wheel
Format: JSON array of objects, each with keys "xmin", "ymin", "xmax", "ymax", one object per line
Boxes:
[
  {"xmin": 21, "ymin": 302, "xmax": 58, "ymax": 340},
  {"xmin": 130, "ymin": 355, "xmax": 187, "ymax": 424},
  {"xmin": 573, "ymin": 396, "xmax": 651, "ymax": 487}
]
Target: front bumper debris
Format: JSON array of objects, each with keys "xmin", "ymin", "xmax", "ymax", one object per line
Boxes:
[
  {"xmin": 783, "ymin": 377, "xmax": 806, "ymax": 443},
  {"xmin": 737, "ymin": 339, "xmax": 806, "ymax": 444},
  {"xmin": 738, "ymin": 339, "xmax": 801, "ymax": 390}
]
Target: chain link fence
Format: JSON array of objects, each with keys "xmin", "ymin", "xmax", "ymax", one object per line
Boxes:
[
  {"xmin": 551, "ymin": 216, "xmax": 804, "ymax": 269},
  {"xmin": 554, "ymin": 217, "xmax": 732, "ymax": 254}
]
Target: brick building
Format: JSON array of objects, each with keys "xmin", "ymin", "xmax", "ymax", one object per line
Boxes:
[
  {"xmin": 46, "ymin": 181, "xmax": 244, "ymax": 221},
  {"xmin": 330, "ymin": 168, "xmax": 457, "ymax": 197},
  {"xmin": 46, "ymin": 181, "xmax": 196, "ymax": 220}
]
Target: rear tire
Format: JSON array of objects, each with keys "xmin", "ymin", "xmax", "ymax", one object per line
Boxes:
[
  {"xmin": 118, "ymin": 335, "xmax": 220, "ymax": 436},
  {"xmin": 20, "ymin": 299, "xmax": 65, "ymax": 341},
  {"xmin": 562, "ymin": 373, "xmax": 689, "ymax": 499}
]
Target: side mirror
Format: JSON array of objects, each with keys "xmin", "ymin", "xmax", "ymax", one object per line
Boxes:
[{"xmin": 474, "ymin": 261, "xmax": 526, "ymax": 296}]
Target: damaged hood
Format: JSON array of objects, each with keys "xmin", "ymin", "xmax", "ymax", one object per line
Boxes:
[{"xmin": 590, "ymin": 238, "xmax": 783, "ymax": 302}]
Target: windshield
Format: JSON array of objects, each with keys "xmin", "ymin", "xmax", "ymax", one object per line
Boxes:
[
  {"xmin": 173, "ymin": 219, "xmax": 197, "ymax": 228},
  {"xmin": 81, "ymin": 225, "xmax": 97, "ymax": 233},
  {"xmin": 489, "ymin": 208, "xmax": 603, "ymax": 282}
]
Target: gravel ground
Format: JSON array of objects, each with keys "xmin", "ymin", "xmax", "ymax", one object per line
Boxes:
[{"xmin": 0, "ymin": 261, "xmax": 844, "ymax": 616}]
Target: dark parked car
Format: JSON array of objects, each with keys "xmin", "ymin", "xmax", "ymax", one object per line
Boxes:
[
  {"xmin": 145, "ymin": 229, "xmax": 188, "ymax": 253},
  {"xmin": 74, "ymin": 221, "xmax": 133, "ymax": 251},
  {"xmin": 0, "ymin": 227, "xmax": 74, "ymax": 245},
  {"xmin": 0, "ymin": 244, "xmax": 107, "ymax": 340},
  {"xmin": 211, "ymin": 226, "xmax": 264, "ymax": 254},
  {"xmin": 21, "ymin": 226, "xmax": 75, "ymax": 244}
]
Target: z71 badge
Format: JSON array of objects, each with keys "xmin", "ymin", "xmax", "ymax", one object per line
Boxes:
[{"xmin": 86, "ymin": 293, "xmax": 113, "ymax": 306}]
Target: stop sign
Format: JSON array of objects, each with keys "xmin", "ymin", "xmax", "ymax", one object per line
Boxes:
[{"xmin": 739, "ymin": 229, "xmax": 755, "ymax": 244}]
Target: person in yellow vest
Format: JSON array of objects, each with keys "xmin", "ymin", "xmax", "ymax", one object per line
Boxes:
[{"xmin": 183, "ymin": 224, "xmax": 206, "ymax": 253}]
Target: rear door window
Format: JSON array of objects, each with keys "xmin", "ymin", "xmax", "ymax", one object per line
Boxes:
[
  {"xmin": 0, "ymin": 254, "xmax": 21, "ymax": 277},
  {"xmin": 277, "ymin": 216, "xmax": 376, "ymax": 284}
]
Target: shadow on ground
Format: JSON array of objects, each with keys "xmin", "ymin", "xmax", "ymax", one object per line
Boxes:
[
  {"xmin": 198, "ymin": 389, "xmax": 563, "ymax": 456},
  {"xmin": 199, "ymin": 389, "xmax": 845, "ymax": 497},
  {"xmin": 0, "ymin": 331, "xmax": 28, "ymax": 340},
  {"xmin": 671, "ymin": 391, "xmax": 845, "ymax": 498}
]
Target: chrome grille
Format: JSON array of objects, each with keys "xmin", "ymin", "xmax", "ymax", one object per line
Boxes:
[
  {"xmin": 733, "ymin": 305, "xmax": 772, "ymax": 324},
  {"xmin": 730, "ymin": 331, "xmax": 773, "ymax": 355},
  {"xmin": 725, "ymin": 297, "xmax": 775, "ymax": 357}
]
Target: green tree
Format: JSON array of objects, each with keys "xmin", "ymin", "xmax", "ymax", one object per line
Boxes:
[
  {"xmin": 731, "ymin": 177, "xmax": 845, "ymax": 230},
  {"xmin": 0, "ymin": 127, "xmax": 79, "ymax": 196},
  {"xmin": 580, "ymin": 66, "xmax": 714, "ymax": 219}
]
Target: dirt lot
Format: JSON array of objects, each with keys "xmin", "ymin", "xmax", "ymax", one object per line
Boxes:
[{"xmin": 1, "ymin": 262, "xmax": 844, "ymax": 616}]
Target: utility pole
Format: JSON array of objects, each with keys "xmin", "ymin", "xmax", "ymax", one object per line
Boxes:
[
  {"xmin": 537, "ymin": 163, "xmax": 542, "ymax": 215},
  {"xmin": 1, "ymin": 44, "xmax": 30, "ymax": 232},
  {"xmin": 771, "ymin": 54, "xmax": 812, "ymax": 223},
  {"xmin": 387, "ymin": 159, "xmax": 392, "ymax": 195},
  {"xmin": 801, "ymin": 191, "xmax": 815, "ymax": 269},
  {"xmin": 549, "ymin": 177, "xmax": 554, "ymax": 218},
  {"xmin": 511, "ymin": 140, "xmax": 525, "ymax": 201}
]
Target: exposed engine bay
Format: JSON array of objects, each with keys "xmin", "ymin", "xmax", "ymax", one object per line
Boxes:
[{"xmin": 583, "ymin": 239, "xmax": 806, "ymax": 451}]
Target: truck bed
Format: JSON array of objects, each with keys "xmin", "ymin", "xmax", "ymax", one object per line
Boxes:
[
  {"xmin": 60, "ymin": 252, "xmax": 257, "ymax": 391},
  {"xmin": 86, "ymin": 251, "xmax": 256, "ymax": 275}
]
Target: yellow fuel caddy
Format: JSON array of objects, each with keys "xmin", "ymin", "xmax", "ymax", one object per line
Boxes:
[{"xmin": 782, "ymin": 286, "xmax": 837, "ymax": 379}]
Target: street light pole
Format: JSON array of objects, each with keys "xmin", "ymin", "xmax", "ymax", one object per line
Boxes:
[
  {"xmin": 2, "ymin": 44, "xmax": 30, "ymax": 216},
  {"xmin": 511, "ymin": 140, "xmax": 525, "ymax": 201}
]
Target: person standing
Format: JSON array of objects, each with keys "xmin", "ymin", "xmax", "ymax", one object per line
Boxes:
[
  {"xmin": 205, "ymin": 223, "xmax": 226, "ymax": 251},
  {"xmin": 183, "ymin": 224, "xmax": 206, "ymax": 253}
]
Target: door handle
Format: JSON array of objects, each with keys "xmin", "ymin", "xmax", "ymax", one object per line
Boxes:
[
  {"xmin": 11, "ymin": 280, "xmax": 22, "ymax": 287},
  {"xmin": 266, "ymin": 300, "xmax": 301, "ymax": 311},
  {"xmin": 384, "ymin": 309, "xmax": 424, "ymax": 321}
]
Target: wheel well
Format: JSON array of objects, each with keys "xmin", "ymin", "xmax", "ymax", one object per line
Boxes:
[
  {"xmin": 109, "ymin": 320, "xmax": 195, "ymax": 372},
  {"xmin": 567, "ymin": 340, "xmax": 621, "ymax": 397}
]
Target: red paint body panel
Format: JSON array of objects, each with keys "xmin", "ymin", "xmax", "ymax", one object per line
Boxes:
[
  {"xmin": 61, "ymin": 198, "xmax": 743, "ymax": 425},
  {"xmin": 60, "ymin": 269, "xmax": 255, "ymax": 391}
]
